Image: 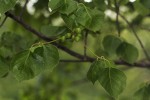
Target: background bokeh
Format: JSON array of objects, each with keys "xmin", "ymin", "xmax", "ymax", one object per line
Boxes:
[{"xmin": 0, "ymin": 0, "xmax": 150, "ymax": 99}]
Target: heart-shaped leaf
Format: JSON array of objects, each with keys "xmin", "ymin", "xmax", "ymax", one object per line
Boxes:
[
  {"xmin": 116, "ymin": 42, "xmax": 139, "ymax": 64},
  {"xmin": 11, "ymin": 44, "xmax": 59, "ymax": 81},
  {"xmin": 87, "ymin": 58, "xmax": 126, "ymax": 98},
  {"xmin": 87, "ymin": 60, "xmax": 107, "ymax": 84},
  {"xmin": 98, "ymin": 67, "xmax": 126, "ymax": 98},
  {"xmin": 103, "ymin": 35, "xmax": 122, "ymax": 54},
  {"xmin": 75, "ymin": 4, "xmax": 92, "ymax": 27}
]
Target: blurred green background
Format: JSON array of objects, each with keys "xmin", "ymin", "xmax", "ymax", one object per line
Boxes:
[{"xmin": 0, "ymin": 0, "xmax": 150, "ymax": 100}]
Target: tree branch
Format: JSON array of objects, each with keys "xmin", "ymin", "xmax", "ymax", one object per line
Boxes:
[
  {"xmin": 19, "ymin": 0, "xmax": 29, "ymax": 18},
  {"xmin": 5, "ymin": 11, "xmax": 93, "ymax": 60},
  {"xmin": 139, "ymin": 26, "xmax": 150, "ymax": 32},
  {"xmin": 5, "ymin": 12, "xmax": 150, "ymax": 68},
  {"xmin": 60, "ymin": 59, "xmax": 93, "ymax": 63},
  {"xmin": 0, "ymin": 16, "xmax": 7, "ymax": 27},
  {"xmin": 60, "ymin": 59, "xmax": 150, "ymax": 68},
  {"xmin": 84, "ymin": 30, "xmax": 88, "ymax": 59},
  {"xmin": 119, "ymin": 14, "xmax": 150, "ymax": 60},
  {"xmin": 114, "ymin": 0, "xmax": 121, "ymax": 36}
]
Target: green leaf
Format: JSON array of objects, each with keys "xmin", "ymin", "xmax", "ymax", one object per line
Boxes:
[
  {"xmin": 0, "ymin": 0, "xmax": 18, "ymax": 14},
  {"xmin": 98, "ymin": 67, "xmax": 126, "ymax": 98},
  {"xmin": 41, "ymin": 44, "xmax": 59, "ymax": 68},
  {"xmin": 134, "ymin": 83, "xmax": 150, "ymax": 100},
  {"xmin": 88, "ymin": 9, "xmax": 104, "ymax": 32},
  {"xmin": 87, "ymin": 60, "xmax": 107, "ymax": 84},
  {"xmin": 74, "ymin": 4, "xmax": 104, "ymax": 32},
  {"xmin": 11, "ymin": 50, "xmax": 34, "ymax": 81},
  {"xmin": 93, "ymin": 0, "xmax": 106, "ymax": 11},
  {"xmin": 87, "ymin": 58, "xmax": 126, "ymax": 98},
  {"xmin": 0, "ymin": 32, "xmax": 26, "ymax": 52},
  {"xmin": 48, "ymin": 0, "xmax": 64, "ymax": 11},
  {"xmin": 61, "ymin": 14, "xmax": 77, "ymax": 30},
  {"xmin": 0, "ymin": 56, "xmax": 9, "ymax": 78},
  {"xmin": 103, "ymin": 35, "xmax": 122, "ymax": 54},
  {"xmin": 60, "ymin": 0, "xmax": 78, "ymax": 15},
  {"xmin": 133, "ymin": 1, "xmax": 150, "ymax": 16},
  {"xmin": 11, "ymin": 44, "xmax": 59, "ymax": 81},
  {"xmin": 75, "ymin": 4, "xmax": 92, "ymax": 27},
  {"xmin": 116, "ymin": 42, "xmax": 139, "ymax": 64},
  {"xmin": 41, "ymin": 25, "xmax": 67, "ymax": 37}
]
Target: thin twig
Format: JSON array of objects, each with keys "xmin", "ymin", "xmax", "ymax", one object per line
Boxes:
[
  {"xmin": 60, "ymin": 59, "xmax": 92, "ymax": 63},
  {"xmin": 120, "ymin": 14, "xmax": 150, "ymax": 60},
  {"xmin": 140, "ymin": 26, "xmax": 150, "ymax": 32},
  {"xmin": 19, "ymin": 0, "xmax": 29, "ymax": 19},
  {"xmin": 107, "ymin": 0, "xmax": 111, "ymax": 8},
  {"xmin": 114, "ymin": 0, "xmax": 121, "ymax": 36},
  {"xmin": 0, "ymin": 16, "xmax": 7, "ymax": 27},
  {"xmin": 84, "ymin": 30, "xmax": 88, "ymax": 59},
  {"xmin": 60, "ymin": 59, "xmax": 150, "ymax": 68}
]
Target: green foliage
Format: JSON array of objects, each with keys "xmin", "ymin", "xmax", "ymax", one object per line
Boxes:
[
  {"xmin": 87, "ymin": 9, "xmax": 104, "ymax": 32},
  {"xmin": 0, "ymin": 0, "xmax": 150, "ymax": 99},
  {"xmin": 87, "ymin": 60, "xmax": 105, "ymax": 84},
  {"xmin": 134, "ymin": 83, "xmax": 150, "ymax": 100},
  {"xmin": 74, "ymin": 4, "xmax": 104, "ymax": 32},
  {"xmin": 103, "ymin": 36, "xmax": 139, "ymax": 63},
  {"xmin": 0, "ymin": 0, "xmax": 17, "ymax": 14},
  {"xmin": 93, "ymin": 0, "xmax": 106, "ymax": 11},
  {"xmin": 61, "ymin": 14, "xmax": 77, "ymax": 30},
  {"xmin": 117, "ymin": 42, "xmax": 139, "ymax": 64},
  {"xmin": 60, "ymin": 0, "xmax": 78, "ymax": 15},
  {"xmin": 48, "ymin": 0, "xmax": 64, "ymax": 11},
  {"xmin": 74, "ymin": 4, "xmax": 92, "ymax": 28},
  {"xmin": 41, "ymin": 25, "xmax": 67, "ymax": 37},
  {"xmin": 133, "ymin": 1, "xmax": 150, "ymax": 16},
  {"xmin": 0, "ymin": 32, "xmax": 26, "ymax": 53},
  {"xmin": 49, "ymin": 1, "xmax": 104, "ymax": 32},
  {"xmin": 103, "ymin": 35, "xmax": 122, "ymax": 55},
  {"xmin": 0, "ymin": 56, "xmax": 9, "ymax": 78},
  {"xmin": 11, "ymin": 44, "xmax": 59, "ymax": 81},
  {"xmin": 87, "ymin": 58, "xmax": 126, "ymax": 98},
  {"xmin": 98, "ymin": 68, "xmax": 126, "ymax": 98}
]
